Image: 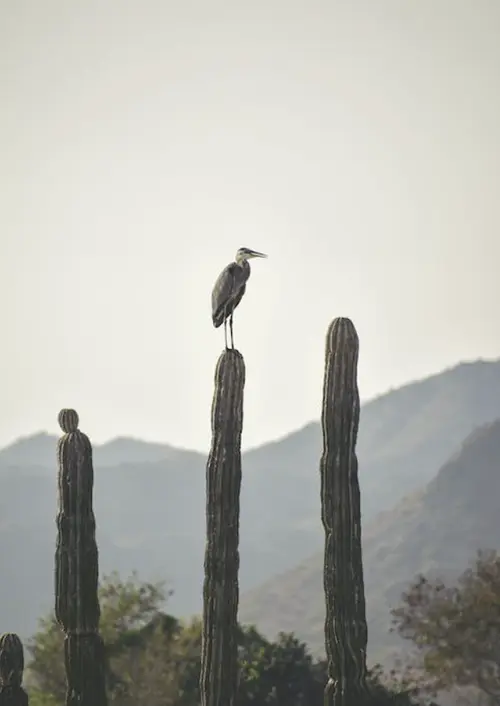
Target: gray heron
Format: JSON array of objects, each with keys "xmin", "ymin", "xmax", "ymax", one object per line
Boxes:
[{"xmin": 211, "ymin": 247, "xmax": 267, "ymax": 349}]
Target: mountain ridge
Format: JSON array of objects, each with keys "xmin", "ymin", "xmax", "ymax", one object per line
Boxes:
[
  {"xmin": 3, "ymin": 357, "xmax": 499, "ymax": 469},
  {"xmin": 239, "ymin": 418, "xmax": 500, "ymax": 664},
  {"xmin": 1, "ymin": 357, "xmax": 500, "ymax": 644}
]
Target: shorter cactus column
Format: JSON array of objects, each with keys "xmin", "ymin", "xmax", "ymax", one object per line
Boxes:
[
  {"xmin": 55, "ymin": 409, "xmax": 108, "ymax": 706},
  {"xmin": 0, "ymin": 633, "xmax": 28, "ymax": 706},
  {"xmin": 320, "ymin": 318, "xmax": 370, "ymax": 706},
  {"xmin": 200, "ymin": 349, "xmax": 245, "ymax": 706}
]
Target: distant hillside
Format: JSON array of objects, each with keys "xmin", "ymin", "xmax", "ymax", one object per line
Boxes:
[
  {"xmin": 0, "ymin": 432, "xmax": 194, "ymax": 469},
  {"xmin": 239, "ymin": 418, "xmax": 500, "ymax": 665},
  {"xmin": 1, "ymin": 358, "xmax": 500, "ymax": 640}
]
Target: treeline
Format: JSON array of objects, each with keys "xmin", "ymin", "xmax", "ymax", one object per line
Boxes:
[
  {"xmin": 26, "ymin": 547, "xmax": 500, "ymax": 706},
  {"xmin": 389, "ymin": 548, "xmax": 500, "ymax": 706},
  {"xmin": 25, "ymin": 571, "xmax": 408, "ymax": 706}
]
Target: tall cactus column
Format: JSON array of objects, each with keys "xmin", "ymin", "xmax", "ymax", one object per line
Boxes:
[
  {"xmin": 55, "ymin": 409, "xmax": 108, "ymax": 706},
  {"xmin": 0, "ymin": 633, "xmax": 28, "ymax": 705},
  {"xmin": 200, "ymin": 349, "xmax": 245, "ymax": 706},
  {"xmin": 320, "ymin": 318, "xmax": 370, "ymax": 706}
]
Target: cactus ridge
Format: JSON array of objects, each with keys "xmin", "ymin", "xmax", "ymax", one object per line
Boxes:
[
  {"xmin": 55, "ymin": 410, "xmax": 108, "ymax": 706},
  {"xmin": 0, "ymin": 633, "xmax": 28, "ymax": 705},
  {"xmin": 320, "ymin": 318, "xmax": 370, "ymax": 706},
  {"xmin": 58, "ymin": 409, "xmax": 80, "ymax": 434},
  {"xmin": 200, "ymin": 349, "xmax": 245, "ymax": 706}
]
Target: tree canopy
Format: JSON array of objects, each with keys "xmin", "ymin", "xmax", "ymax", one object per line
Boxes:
[
  {"xmin": 26, "ymin": 570, "xmax": 413, "ymax": 706},
  {"xmin": 391, "ymin": 549, "xmax": 500, "ymax": 705},
  {"xmin": 26, "ymin": 571, "xmax": 328, "ymax": 706}
]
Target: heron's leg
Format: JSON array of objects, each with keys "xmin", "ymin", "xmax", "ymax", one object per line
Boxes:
[
  {"xmin": 229, "ymin": 314, "xmax": 235, "ymax": 349},
  {"xmin": 224, "ymin": 318, "xmax": 228, "ymax": 349}
]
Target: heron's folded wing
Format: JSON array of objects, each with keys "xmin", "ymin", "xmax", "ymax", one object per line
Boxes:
[{"xmin": 212, "ymin": 263, "xmax": 237, "ymax": 324}]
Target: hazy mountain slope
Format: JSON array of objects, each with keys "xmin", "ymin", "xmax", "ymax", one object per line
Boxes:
[
  {"xmin": 0, "ymin": 432, "xmax": 193, "ymax": 469},
  {"xmin": 240, "ymin": 359, "xmax": 500, "ymax": 580},
  {"xmin": 1, "ymin": 359, "xmax": 500, "ymax": 640},
  {"xmin": 239, "ymin": 419, "xmax": 500, "ymax": 664}
]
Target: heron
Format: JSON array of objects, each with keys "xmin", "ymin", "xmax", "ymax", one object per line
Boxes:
[{"xmin": 211, "ymin": 247, "xmax": 268, "ymax": 349}]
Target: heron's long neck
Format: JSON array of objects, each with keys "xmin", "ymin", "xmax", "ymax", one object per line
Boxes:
[{"xmin": 236, "ymin": 259, "xmax": 251, "ymax": 276}]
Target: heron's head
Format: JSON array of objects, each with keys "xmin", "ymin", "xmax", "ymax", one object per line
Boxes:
[{"xmin": 235, "ymin": 247, "xmax": 268, "ymax": 263}]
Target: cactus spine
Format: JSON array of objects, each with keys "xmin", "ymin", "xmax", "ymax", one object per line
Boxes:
[
  {"xmin": 320, "ymin": 318, "xmax": 370, "ymax": 706},
  {"xmin": 55, "ymin": 409, "xmax": 108, "ymax": 706},
  {"xmin": 0, "ymin": 633, "xmax": 28, "ymax": 706},
  {"xmin": 200, "ymin": 349, "xmax": 245, "ymax": 706}
]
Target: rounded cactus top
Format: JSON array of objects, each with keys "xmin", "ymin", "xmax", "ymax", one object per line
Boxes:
[
  {"xmin": 58, "ymin": 409, "xmax": 79, "ymax": 433},
  {"xmin": 0, "ymin": 632, "xmax": 23, "ymax": 651},
  {"xmin": 326, "ymin": 317, "xmax": 358, "ymax": 349}
]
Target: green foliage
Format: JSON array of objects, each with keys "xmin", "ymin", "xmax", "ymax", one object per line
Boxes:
[
  {"xmin": 28, "ymin": 572, "xmax": 169, "ymax": 705},
  {"xmin": 27, "ymin": 570, "xmax": 414, "ymax": 706},
  {"xmin": 391, "ymin": 549, "xmax": 500, "ymax": 703},
  {"xmin": 368, "ymin": 664, "xmax": 421, "ymax": 705},
  {"xmin": 108, "ymin": 618, "xmax": 179, "ymax": 706},
  {"xmin": 238, "ymin": 629, "xmax": 324, "ymax": 705},
  {"xmin": 27, "ymin": 616, "xmax": 66, "ymax": 702},
  {"xmin": 27, "ymin": 691, "xmax": 59, "ymax": 706},
  {"xmin": 27, "ymin": 572, "xmax": 325, "ymax": 706},
  {"xmin": 97, "ymin": 570, "xmax": 170, "ymax": 648}
]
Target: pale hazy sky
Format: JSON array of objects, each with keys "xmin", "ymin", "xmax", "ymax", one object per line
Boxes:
[{"xmin": 1, "ymin": 0, "xmax": 499, "ymax": 451}]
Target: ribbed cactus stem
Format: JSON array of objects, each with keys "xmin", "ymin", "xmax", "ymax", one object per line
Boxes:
[
  {"xmin": 200, "ymin": 349, "xmax": 245, "ymax": 706},
  {"xmin": 320, "ymin": 318, "xmax": 370, "ymax": 706},
  {"xmin": 0, "ymin": 633, "xmax": 28, "ymax": 705},
  {"xmin": 55, "ymin": 409, "xmax": 108, "ymax": 706}
]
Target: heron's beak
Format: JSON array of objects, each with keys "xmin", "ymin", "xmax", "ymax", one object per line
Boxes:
[{"xmin": 249, "ymin": 250, "xmax": 267, "ymax": 259}]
